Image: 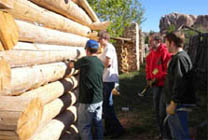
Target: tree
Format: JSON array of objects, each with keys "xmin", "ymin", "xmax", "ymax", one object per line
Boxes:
[{"xmin": 88, "ymin": 0, "xmax": 145, "ymax": 37}]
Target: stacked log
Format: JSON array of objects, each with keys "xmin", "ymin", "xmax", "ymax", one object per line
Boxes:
[{"xmin": 0, "ymin": 0, "xmax": 108, "ymax": 139}]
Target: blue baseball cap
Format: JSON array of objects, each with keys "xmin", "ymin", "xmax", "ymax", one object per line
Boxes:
[{"xmin": 85, "ymin": 40, "xmax": 99, "ymax": 49}]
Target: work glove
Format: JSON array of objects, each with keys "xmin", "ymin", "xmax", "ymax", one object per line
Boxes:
[
  {"xmin": 112, "ymin": 83, "xmax": 120, "ymax": 95},
  {"xmin": 166, "ymin": 101, "xmax": 177, "ymax": 115},
  {"xmin": 147, "ymin": 78, "xmax": 156, "ymax": 88}
]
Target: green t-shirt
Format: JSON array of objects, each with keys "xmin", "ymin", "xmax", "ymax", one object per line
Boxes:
[{"xmin": 74, "ymin": 56, "xmax": 104, "ymax": 104}]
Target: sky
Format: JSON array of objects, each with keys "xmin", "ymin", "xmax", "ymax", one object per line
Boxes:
[{"xmin": 140, "ymin": 0, "xmax": 208, "ymax": 32}]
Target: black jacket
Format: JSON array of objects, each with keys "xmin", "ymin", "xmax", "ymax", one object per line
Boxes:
[{"xmin": 164, "ymin": 51, "xmax": 196, "ymax": 104}]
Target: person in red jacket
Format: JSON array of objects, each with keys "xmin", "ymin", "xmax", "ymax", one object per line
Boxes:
[{"xmin": 146, "ymin": 33, "xmax": 172, "ymax": 139}]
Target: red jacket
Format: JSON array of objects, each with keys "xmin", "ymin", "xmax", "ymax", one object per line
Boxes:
[{"xmin": 145, "ymin": 43, "xmax": 171, "ymax": 86}]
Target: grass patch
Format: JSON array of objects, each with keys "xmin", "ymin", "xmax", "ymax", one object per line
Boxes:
[{"xmin": 110, "ymin": 64, "xmax": 207, "ymax": 140}]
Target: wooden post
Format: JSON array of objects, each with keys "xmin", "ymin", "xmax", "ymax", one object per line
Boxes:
[
  {"xmin": 3, "ymin": 0, "xmax": 91, "ymax": 37},
  {"xmin": 16, "ymin": 20, "xmax": 89, "ymax": 47}
]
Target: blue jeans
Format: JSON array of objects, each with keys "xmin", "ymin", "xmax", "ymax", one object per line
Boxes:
[
  {"xmin": 103, "ymin": 82, "xmax": 123, "ymax": 135},
  {"xmin": 168, "ymin": 105, "xmax": 191, "ymax": 140},
  {"xmin": 78, "ymin": 102, "xmax": 103, "ymax": 140}
]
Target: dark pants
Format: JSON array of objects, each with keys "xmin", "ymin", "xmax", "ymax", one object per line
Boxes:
[
  {"xmin": 103, "ymin": 82, "xmax": 123, "ymax": 135},
  {"xmin": 153, "ymin": 86, "xmax": 171, "ymax": 139}
]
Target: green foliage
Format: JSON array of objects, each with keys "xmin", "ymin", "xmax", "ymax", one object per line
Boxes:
[
  {"xmin": 167, "ymin": 24, "xmax": 176, "ymax": 33},
  {"xmin": 88, "ymin": 0, "xmax": 145, "ymax": 37}
]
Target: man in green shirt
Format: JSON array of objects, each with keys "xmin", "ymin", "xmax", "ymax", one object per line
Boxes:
[{"xmin": 69, "ymin": 40, "xmax": 104, "ymax": 140}]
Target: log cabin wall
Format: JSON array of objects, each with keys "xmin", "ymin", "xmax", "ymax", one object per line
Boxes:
[{"xmin": 0, "ymin": 0, "xmax": 109, "ymax": 139}]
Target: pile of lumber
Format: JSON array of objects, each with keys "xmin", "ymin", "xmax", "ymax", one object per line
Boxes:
[{"xmin": 0, "ymin": 0, "xmax": 109, "ymax": 139}]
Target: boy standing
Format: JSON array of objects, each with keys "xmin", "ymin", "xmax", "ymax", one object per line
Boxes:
[
  {"xmin": 69, "ymin": 40, "xmax": 104, "ymax": 140},
  {"xmin": 164, "ymin": 31, "xmax": 196, "ymax": 140}
]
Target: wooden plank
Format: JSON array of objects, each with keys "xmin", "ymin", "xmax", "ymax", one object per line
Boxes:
[
  {"xmin": 0, "ymin": 62, "xmax": 68, "ymax": 96},
  {"xmin": 16, "ymin": 20, "xmax": 89, "ymax": 47},
  {"xmin": 0, "ymin": 46, "xmax": 85, "ymax": 68},
  {"xmin": 0, "ymin": 131, "xmax": 18, "ymax": 140},
  {"xmin": 30, "ymin": 0, "xmax": 92, "ymax": 26},
  {"xmin": 0, "ymin": 11, "xmax": 18, "ymax": 50},
  {"xmin": 3, "ymin": 0, "xmax": 91, "ymax": 37}
]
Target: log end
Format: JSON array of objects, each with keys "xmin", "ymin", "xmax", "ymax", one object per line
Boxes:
[
  {"xmin": 17, "ymin": 98, "xmax": 43, "ymax": 140},
  {"xmin": 0, "ymin": 58, "xmax": 11, "ymax": 92}
]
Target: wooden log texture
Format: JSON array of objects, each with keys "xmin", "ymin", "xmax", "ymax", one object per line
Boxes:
[
  {"xmin": 0, "ymin": 11, "xmax": 18, "ymax": 50},
  {"xmin": 30, "ymin": 0, "xmax": 92, "ymax": 27},
  {"xmin": 0, "ymin": 41, "xmax": 4, "ymax": 51},
  {"xmin": 21, "ymin": 76, "xmax": 78, "ymax": 105},
  {"xmin": 60, "ymin": 124, "xmax": 79, "ymax": 140},
  {"xmin": 0, "ymin": 47, "xmax": 85, "ymax": 68},
  {"xmin": 90, "ymin": 21, "xmax": 111, "ymax": 31},
  {"xmin": 16, "ymin": 20, "xmax": 89, "ymax": 47},
  {"xmin": 2, "ymin": 0, "xmax": 91, "ymax": 37},
  {"xmin": 39, "ymin": 90, "xmax": 78, "ymax": 129},
  {"xmin": 30, "ymin": 106, "xmax": 77, "ymax": 140},
  {"xmin": 0, "ymin": 58, "xmax": 11, "ymax": 91},
  {"xmin": 0, "ymin": 62, "xmax": 69, "ymax": 96},
  {"xmin": 0, "ymin": 131, "xmax": 18, "ymax": 140},
  {"xmin": 0, "ymin": 97, "xmax": 43, "ymax": 140},
  {"xmin": 0, "ymin": 0, "xmax": 13, "ymax": 9},
  {"xmin": 13, "ymin": 42, "xmax": 86, "ymax": 52},
  {"xmin": 78, "ymin": 0, "xmax": 100, "ymax": 22}
]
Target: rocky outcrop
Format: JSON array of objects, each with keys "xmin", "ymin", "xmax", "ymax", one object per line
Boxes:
[
  {"xmin": 193, "ymin": 15, "xmax": 208, "ymax": 30},
  {"xmin": 159, "ymin": 12, "xmax": 208, "ymax": 33}
]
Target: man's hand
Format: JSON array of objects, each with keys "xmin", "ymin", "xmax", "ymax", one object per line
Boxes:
[
  {"xmin": 147, "ymin": 78, "xmax": 156, "ymax": 88},
  {"xmin": 68, "ymin": 61, "xmax": 74, "ymax": 69},
  {"xmin": 166, "ymin": 101, "xmax": 177, "ymax": 115}
]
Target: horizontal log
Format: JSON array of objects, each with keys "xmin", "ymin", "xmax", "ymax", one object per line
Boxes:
[
  {"xmin": 0, "ymin": 131, "xmax": 18, "ymax": 140},
  {"xmin": 30, "ymin": 106, "xmax": 77, "ymax": 140},
  {"xmin": 0, "ymin": 0, "xmax": 13, "ymax": 9},
  {"xmin": 0, "ymin": 11, "xmax": 18, "ymax": 50},
  {"xmin": 0, "ymin": 97, "xmax": 43, "ymax": 140},
  {"xmin": 0, "ymin": 62, "xmax": 68, "ymax": 96},
  {"xmin": 60, "ymin": 124, "xmax": 79, "ymax": 140},
  {"xmin": 30, "ymin": 0, "xmax": 92, "ymax": 27},
  {"xmin": 0, "ymin": 46, "xmax": 85, "ymax": 68},
  {"xmin": 78, "ymin": 0, "xmax": 100, "ymax": 22},
  {"xmin": 2, "ymin": 0, "xmax": 91, "ymax": 37},
  {"xmin": 21, "ymin": 76, "xmax": 78, "ymax": 105},
  {"xmin": 16, "ymin": 20, "xmax": 89, "ymax": 47},
  {"xmin": 39, "ymin": 90, "xmax": 78, "ymax": 128},
  {"xmin": 13, "ymin": 42, "xmax": 86, "ymax": 52},
  {"xmin": 90, "ymin": 21, "xmax": 111, "ymax": 31}
]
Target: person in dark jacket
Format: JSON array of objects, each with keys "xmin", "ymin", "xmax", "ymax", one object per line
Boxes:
[{"xmin": 164, "ymin": 31, "xmax": 196, "ymax": 140}]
